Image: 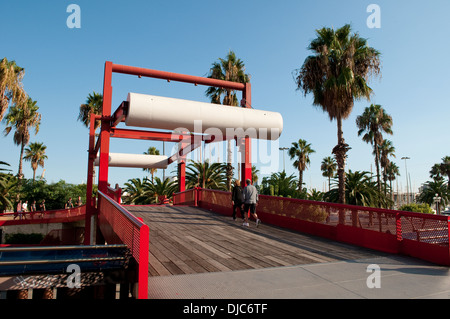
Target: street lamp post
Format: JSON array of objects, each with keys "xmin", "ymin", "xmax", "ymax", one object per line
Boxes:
[
  {"xmin": 433, "ymin": 193, "xmax": 442, "ymax": 215},
  {"xmin": 401, "ymin": 157, "xmax": 410, "ymax": 204},
  {"xmin": 279, "ymin": 147, "xmax": 289, "ymax": 172}
]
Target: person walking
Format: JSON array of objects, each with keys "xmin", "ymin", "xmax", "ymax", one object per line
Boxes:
[
  {"xmin": 242, "ymin": 179, "xmax": 261, "ymax": 227},
  {"xmin": 231, "ymin": 179, "xmax": 245, "ymax": 222}
]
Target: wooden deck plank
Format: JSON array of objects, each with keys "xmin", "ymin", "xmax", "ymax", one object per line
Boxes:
[{"xmin": 125, "ymin": 205, "xmax": 383, "ymax": 277}]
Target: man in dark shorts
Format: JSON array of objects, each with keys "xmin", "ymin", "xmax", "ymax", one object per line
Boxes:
[
  {"xmin": 242, "ymin": 179, "xmax": 261, "ymax": 227},
  {"xmin": 231, "ymin": 179, "xmax": 245, "ymax": 222}
]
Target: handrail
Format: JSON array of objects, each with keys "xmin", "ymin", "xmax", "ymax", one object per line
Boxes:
[
  {"xmin": 0, "ymin": 244, "xmax": 127, "ymax": 252},
  {"xmin": 98, "ymin": 191, "xmax": 145, "ymax": 228}
]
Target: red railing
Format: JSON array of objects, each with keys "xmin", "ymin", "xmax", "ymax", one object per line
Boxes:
[
  {"xmin": 174, "ymin": 188, "xmax": 450, "ymax": 266},
  {"xmin": 97, "ymin": 191, "xmax": 149, "ymax": 299},
  {"xmin": 0, "ymin": 206, "xmax": 86, "ymax": 226}
]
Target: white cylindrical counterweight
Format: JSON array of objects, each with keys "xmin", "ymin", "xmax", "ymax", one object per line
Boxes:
[
  {"xmin": 125, "ymin": 93, "xmax": 283, "ymax": 140},
  {"xmin": 95, "ymin": 153, "xmax": 169, "ymax": 169}
]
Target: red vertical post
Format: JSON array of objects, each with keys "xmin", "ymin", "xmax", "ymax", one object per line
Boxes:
[
  {"xmin": 98, "ymin": 61, "xmax": 113, "ymax": 194},
  {"xmin": 178, "ymin": 161, "xmax": 186, "ymax": 192},
  {"xmin": 84, "ymin": 114, "xmax": 97, "ymax": 245},
  {"xmin": 241, "ymin": 82, "xmax": 252, "ymax": 186}
]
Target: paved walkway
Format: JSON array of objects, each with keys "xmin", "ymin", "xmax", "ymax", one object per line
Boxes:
[{"xmin": 147, "ymin": 254, "xmax": 450, "ymax": 299}]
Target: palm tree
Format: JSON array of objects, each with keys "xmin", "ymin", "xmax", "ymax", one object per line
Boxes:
[
  {"xmin": 418, "ymin": 179, "xmax": 449, "ymax": 213},
  {"xmin": 205, "ymin": 51, "xmax": 250, "ymax": 191},
  {"xmin": 430, "ymin": 163, "xmax": 444, "ymax": 182},
  {"xmin": 252, "ymin": 165, "xmax": 259, "ymax": 185},
  {"xmin": 295, "ymin": 24, "xmax": 381, "ymax": 204},
  {"xmin": 0, "ymin": 174, "xmax": 17, "ymax": 213},
  {"xmin": 146, "ymin": 177, "xmax": 177, "ymax": 204},
  {"xmin": 321, "ymin": 156, "xmax": 337, "ymax": 191},
  {"xmin": 0, "ymin": 58, "xmax": 27, "ymax": 121},
  {"xmin": 143, "ymin": 146, "xmax": 160, "ymax": 183},
  {"xmin": 185, "ymin": 160, "xmax": 227, "ymax": 190},
  {"xmin": 289, "ymin": 139, "xmax": 315, "ymax": 190},
  {"xmin": 23, "ymin": 142, "xmax": 48, "ymax": 181},
  {"xmin": 379, "ymin": 139, "xmax": 396, "ymax": 194},
  {"xmin": 261, "ymin": 171, "xmax": 298, "ymax": 198},
  {"xmin": 386, "ymin": 162, "xmax": 400, "ymax": 205},
  {"xmin": 440, "ymin": 156, "xmax": 450, "ymax": 192},
  {"xmin": 122, "ymin": 178, "xmax": 151, "ymax": 205},
  {"xmin": 78, "ymin": 92, "xmax": 103, "ymax": 129},
  {"xmin": 356, "ymin": 104, "xmax": 393, "ymax": 195},
  {"xmin": 4, "ymin": 97, "xmax": 41, "ymax": 179},
  {"xmin": 325, "ymin": 170, "xmax": 388, "ymax": 207}
]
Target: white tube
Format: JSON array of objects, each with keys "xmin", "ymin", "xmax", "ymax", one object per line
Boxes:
[
  {"xmin": 95, "ymin": 153, "xmax": 168, "ymax": 169},
  {"xmin": 125, "ymin": 93, "xmax": 283, "ymax": 140}
]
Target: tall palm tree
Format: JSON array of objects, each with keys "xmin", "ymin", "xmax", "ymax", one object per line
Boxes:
[
  {"xmin": 185, "ymin": 160, "xmax": 227, "ymax": 190},
  {"xmin": 356, "ymin": 104, "xmax": 393, "ymax": 195},
  {"xmin": 143, "ymin": 146, "xmax": 160, "ymax": 183},
  {"xmin": 440, "ymin": 156, "xmax": 450, "ymax": 192},
  {"xmin": 321, "ymin": 156, "xmax": 337, "ymax": 191},
  {"xmin": 205, "ymin": 51, "xmax": 250, "ymax": 191},
  {"xmin": 295, "ymin": 24, "xmax": 381, "ymax": 204},
  {"xmin": 0, "ymin": 58, "xmax": 27, "ymax": 121},
  {"xmin": 78, "ymin": 92, "xmax": 103, "ymax": 129},
  {"xmin": 289, "ymin": 139, "xmax": 315, "ymax": 190},
  {"xmin": 23, "ymin": 142, "xmax": 48, "ymax": 181},
  {"xmin": 4, "ymin": 97, "xmax": 41, "ymax": 179},
  {"xmin": 386, "ymin": 161, "xmax": 400, "ymax": 205},
  {"xmin": 430, "ymin": 163, "xmax": 444, "ymax": 182},
  {"xmin": 379, "ymin": 139, "xmax": 396, "ymax": 194}
]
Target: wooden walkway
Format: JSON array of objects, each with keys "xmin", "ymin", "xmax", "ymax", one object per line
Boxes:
[{"xmin": 125, "ymin": 205, "xmax": 385, "ymax": 277}]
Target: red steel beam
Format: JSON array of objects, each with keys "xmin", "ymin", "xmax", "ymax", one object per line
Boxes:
[
  {"xmin": 111, "ymin": 63, "xmax": 245, "ymax": 91},
  {"xmin": 110, "ymin": 128, "xmax": 186, "ymax": 142}
]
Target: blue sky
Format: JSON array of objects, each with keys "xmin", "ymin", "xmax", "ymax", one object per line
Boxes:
[{"xmin": 1, "ymin": 0, "xmax": 449, "ymax": 194}]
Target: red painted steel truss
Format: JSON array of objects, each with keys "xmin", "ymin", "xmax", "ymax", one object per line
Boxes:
[{"xmin": 85, "ymin": 62, "xmax": 253, "ymax": 244}]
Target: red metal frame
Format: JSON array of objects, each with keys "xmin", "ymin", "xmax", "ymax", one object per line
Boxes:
[{"xmin": 84, "ymin": 60, "xmax": 253, "ymax": 251}]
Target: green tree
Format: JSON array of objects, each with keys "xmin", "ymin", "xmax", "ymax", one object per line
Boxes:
[
  {"xmin": 399, "ymin": 203, "xmax": 433, "ymax": 214},
  {"xmin": 385, "ymin": 161, "xmax": 400, "ymax": 205},
  {"xmin": 289, "ymin": 139, "xmax": 315, "ymax": 190},
  {"xmin": 439, "ymin": 156, "xmax": 450, "ymax": 192},
  {"xmin": 418, "ymin": 179, "xmax": 449, "ymax": 213},
  {"xmin": 0, "ymin": 58, "xmax": 27, "ymax": 121},
  {"xmin": 146, "ymin": 177, "xmax": 177, "ymax": 204},
  {"xmin": 143, "ymin": 146, "xmax": 160, "ymax": 183},
  {"xmin": 122, "ymin": 178, "xmax": 151, "ymax": 205},
  {"xmin": 185, "ymin": 160, "xmax": 227, "ymax": 190},
  {"xmin": 325, "ymin": 170, "xmax": 391, "ymax": 208},
  {"xmin": 379, "ymin": 139, "xmax": 396, "ymax": 195},
  {"xmin": 78, "ymin": 92, "xmax": 103, "ymax": 130},
  {"xmin": 356, "ymin": 104, "xmax": 393, "ymax": 195},
  {"xmin": 23, "ymin": 142, "xmax": 48, "ymax": 181},
  {"xmin": 321, "ymin": 156, "xmax": 337, "ymax": 191},
  {"xmin": 261, "ymin": 171, "xmax": 298, "ymax": 198},
  {"xmin": 4, "ymin": 97, "xmax": 41, "ymax": 180},
  {"xmin": 205, "ymin": 51, "xmax": 250, "ymax": 191},
  {"xmin": 295, "ymin": 24, "xmax": 381, "ymax": 204}
]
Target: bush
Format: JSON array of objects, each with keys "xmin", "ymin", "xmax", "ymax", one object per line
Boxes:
[
  {"xmin": 4, "ymin": 233, "xmax": 44, "ymax": 244},
  {"xmin": 399, "ymin": 203, "xmax": 434, "ymax": 214}
]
